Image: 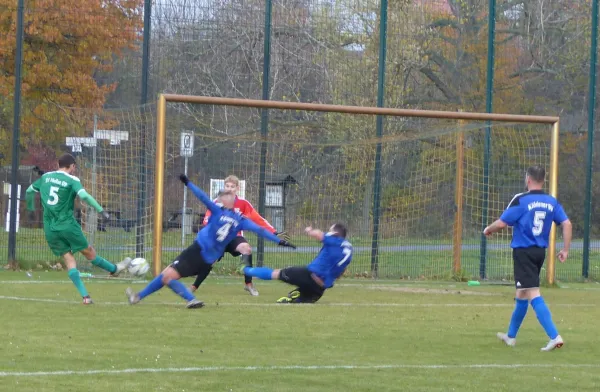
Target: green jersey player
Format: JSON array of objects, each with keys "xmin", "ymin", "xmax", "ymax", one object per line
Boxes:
[{"xmin": 25, "ymin": 153, "xmax": 132, "ymax": 304}]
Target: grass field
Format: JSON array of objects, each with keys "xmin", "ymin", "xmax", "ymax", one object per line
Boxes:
[
  {"xmin": 1, "ymin": 271, "xmax": 599, "ymax": 391},
  {"xmin": 2, "ymin": 228, "xmax": 600, "ymax": 281}
]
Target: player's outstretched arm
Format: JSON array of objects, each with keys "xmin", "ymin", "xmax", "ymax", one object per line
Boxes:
[
  {"xmin": 305, "ymin": 226, "xmax": 325, "ymax": 241},
  {"xmin": 241, "ymin": 219, "xmax": 297, "ymax": 248},
  {"xmin": 179, "ymin": 174, "xmax": 222, "ymax": 215},
  {"xmin": 77, "ymin": 189, "xmax": 110, "ymax": 220}
]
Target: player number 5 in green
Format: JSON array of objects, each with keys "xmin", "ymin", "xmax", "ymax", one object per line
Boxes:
[{"xmin": 47, "ymin": 186, "xmax": 60, "ymax": 206}]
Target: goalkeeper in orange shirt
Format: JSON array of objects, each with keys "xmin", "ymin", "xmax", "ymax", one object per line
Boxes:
[{"xmin": 191, "ymin": 175, "xmax": 290, "ymax": 296}]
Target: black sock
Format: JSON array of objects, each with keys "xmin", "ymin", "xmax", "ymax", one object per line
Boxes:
[{"xmin": 242, "ymin": 254, "xmax": 253, "ymax": 284}]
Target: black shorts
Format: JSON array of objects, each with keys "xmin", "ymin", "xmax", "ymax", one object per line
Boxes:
[
  {"xmin": 513, "ymin": 247, "xmax": 546, "ymax": 289},
  {"xmin": 170, "ymin": 241, "xmax": 212, "ymax": 278},
  {"xmin": 279, "ymin": 266, "xmax": 325, "ymax": 301},
  {"xmin": 225, "ymin": 236, "xmax": 248, "ymax": 257}
]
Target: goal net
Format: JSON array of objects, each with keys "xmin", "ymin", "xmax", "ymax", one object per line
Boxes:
[
  {"xmin": 15, "ymin": 100, "xmax": 558, "ymax": 282},
  {"xmin": 150, "ymin": 97, "xmax": 558, "ymax": 282}
]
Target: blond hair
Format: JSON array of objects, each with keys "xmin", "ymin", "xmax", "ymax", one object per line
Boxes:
[{"xmin": 224, "ymin": 175, "xmax": 240, "ymax": 187}]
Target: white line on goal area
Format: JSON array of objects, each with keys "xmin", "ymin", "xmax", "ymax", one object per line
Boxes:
[
  {"xmin": 0, "ymin": 295, "xmax": 596, "ymax": 308},
  {"xmin": 1, "ymin": 363, "xmax": 599, "ymax": 377}
]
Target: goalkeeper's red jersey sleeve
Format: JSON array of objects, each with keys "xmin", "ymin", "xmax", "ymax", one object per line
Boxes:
[
  {"xmin": 201, "ymin": 198, "xmax": 219, "ymax": 226},
  {"xmin": 236, "ymin": 198, "xmax": 277, "ymax": 233}
]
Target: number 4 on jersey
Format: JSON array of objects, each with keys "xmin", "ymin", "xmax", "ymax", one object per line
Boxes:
[{"xmin": 216, "ymin": 223, "xmax": 232, "ymax": 242}]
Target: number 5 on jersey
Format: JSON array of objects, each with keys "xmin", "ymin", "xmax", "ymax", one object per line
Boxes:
[
  {"xmin": 532, "ymin": 211, "xmax": 546, "ymax": 236},
  {"xmin": 47, "ymin": 186, "xmax": 60, "ymax": 206}
]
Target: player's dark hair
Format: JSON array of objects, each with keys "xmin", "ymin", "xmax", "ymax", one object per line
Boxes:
[
  {"xmin": 526, "ymin": 165, "xmax": 545, "ymax": 183},
  {"xmin": 331, "ymin": 223, "xmax": 347, "ymax": 238},
  {"xmin": 58, "ymin": 153, "xmax": 76, "ymax": 168}
]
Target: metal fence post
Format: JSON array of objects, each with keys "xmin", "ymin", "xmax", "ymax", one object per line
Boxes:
[
  {"xmin": 136, "ymin": 0, "xmax": 152, "ymax": 259},
  {"xmin": 583, "ymin": 0, "xmax": 599, "ymax": 279},
  {"xmin": 7, "ymin": 0, "xmax": 26, "ymax": 266},
  {"xmin": 480, "ymin": 0, "xmax": 496, "ymax": 280},
  {"xmin": 370, "ymin": 0, "xmax": 389, "ymax": 278},
  {"xmin": 257, "ymin": 0, "xmax": 273, "ymax": 266}
]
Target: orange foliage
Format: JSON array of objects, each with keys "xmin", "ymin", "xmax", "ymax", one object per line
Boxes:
[
  {"xmin": 0, "ymin": 0, "xmax": 143, "ymax": 154},
  {"xmin": 424, "ymin": 6, "xmax": 525, "ymax": 113}
]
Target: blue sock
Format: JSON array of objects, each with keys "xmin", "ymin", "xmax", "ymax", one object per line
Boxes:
[
  {"xmin": 531, "ymin": 296, "xmax": 559, "ymax": 339},
  {"xmin": 243, "ymin": 266, "xmax": 273, "ymax": 281},
  {"xmin": 139, "ymin": 274, "xmax": 165, "ymax": 300},
  {"xmin": 167, "ymin": 279, "xmax": 195, "ymax": 301},
  {"xmin": 507, "ymin": 298, "xmax": 529, "ymax": 338},
  {"xmin": 68, "ymin": 268, "xmax": 89, "ymax": 297}
]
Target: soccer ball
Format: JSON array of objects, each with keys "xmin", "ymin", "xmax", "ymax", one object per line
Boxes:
[{"xmin": 128, "ymin": 258, "xmax": 150, "ymax": 277}]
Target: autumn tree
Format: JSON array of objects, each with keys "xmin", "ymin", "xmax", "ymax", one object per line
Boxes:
[{"xmin": 0, "ymin": 0, "xmax": 143, "ymax": 162}]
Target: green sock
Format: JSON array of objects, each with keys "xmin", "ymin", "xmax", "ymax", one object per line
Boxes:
[
  {"xmin": 68, "ymin": 268, "xmax": 89, "ymax": 297},
  {"xmin": 91, "ymin": 256, "xmax": 117, "ymax": 273}
]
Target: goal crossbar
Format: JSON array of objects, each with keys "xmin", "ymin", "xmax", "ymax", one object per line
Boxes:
[{"xmin": 154, "ymin": 94, "xmax": 561, "ymax": 283}]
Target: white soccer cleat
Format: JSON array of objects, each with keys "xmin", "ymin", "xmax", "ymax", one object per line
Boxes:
[
  {"xmin": 186, "ymin": 299, "xmax": 205, "ymax": 309},
  {"xmin": 541, "ymin": 335, "xmax": 564, "ymax": 351},
  {"xmin": 244, "ymin": 283, "xmax": 259, "ymax": 296},
  {"xmin": 497, "ymin": 332, "xmax": 516, "ymax": 347},
  {"xmin": 112, "ymin": 257, "xmax": 132, "ymax": 277},
  {"xmin": 125, "ymin": 287, "xmax": 140, "ymax": 305}
]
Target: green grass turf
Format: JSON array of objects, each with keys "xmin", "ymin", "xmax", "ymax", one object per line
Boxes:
[
  {"xmin": 2, "ymin": 228, "xmax": 600, "ymax": 281},
  {"xmin": 0, "ymin": 272, "xmax": 599, "ymax": 391}
]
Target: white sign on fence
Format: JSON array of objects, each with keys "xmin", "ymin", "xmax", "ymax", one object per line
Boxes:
[{"xmin": 180, "ymin": 132, "xmax": 194, "ymax": 157}]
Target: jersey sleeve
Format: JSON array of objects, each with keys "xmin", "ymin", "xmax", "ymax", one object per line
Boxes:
[
  {"xmin": 499, "ymin": 195, "xmax": 525, "ymax": 226},
  {"xmin": 553, "ymin": 203, "xmax": 569, "ymax": 224},
  {"xmin": 244, "ymin": 206, "xmax": 276, "ymax": 233},
  {"xmin": 71, "ymin": 179, "xmax": 84, "ymax": 195},
  {"xmin": 187, "ymin": 182, "xmax": 222, "ymax": 215},
  {"xmin": 240, "ymin": 218, "xmax": 281, "ymax": 244},
  {"xmin": 31, "ymin": 177, "xmax": 42, "ymax": 192}
]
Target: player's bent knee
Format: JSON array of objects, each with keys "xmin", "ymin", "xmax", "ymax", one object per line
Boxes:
[
  {"xmin": 161, "ymin": 266, "xmax": 181, "ymax": 284},
  {"xmin": 237, "ymin": 243, "xmax": 252, "ymax": 255}
]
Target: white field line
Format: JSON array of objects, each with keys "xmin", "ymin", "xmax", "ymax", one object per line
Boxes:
[
  {"xmin": 0, "ymin": 295, "xmax": 596, "ymax": 308},
  {"xmin": 1, "ymin": 363, "xmax": 600, "ymax": 377}
]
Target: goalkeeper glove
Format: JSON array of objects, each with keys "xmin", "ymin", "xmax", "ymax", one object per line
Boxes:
[
  {"xmin": 179, "ymin": 174, "xmax": 189, "ymax": 185},
  {"xmin": 275, "ymin": 231, "xmax": 290, "ymax": 242},
  {"xmin": 101, "ymin": 211, "xmax": 111, "ymax": 221},
  {"xmin": 278, "ymin": 240, "xmax": 297, "ymax": 249}
]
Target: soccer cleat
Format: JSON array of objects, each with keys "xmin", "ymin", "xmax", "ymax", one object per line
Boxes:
[
  {"xmin": 82, "ymin": 296, "xmax": 94, "ymax": 305},
  {"xmin": 186, "ymin": 299, "xmax": 205, "ymax": 309},
  {"xmin": 496, "ymin": 332, "xmax": 516, "ymax": 347},
  {"xmin": 276, "ymin": 296, "xmax": 293, "ymax": 303},
  {"xmin": 112, "ymin": 257, "xmax": 132, "ymax": 277},
  {"xmin": 288, "ymin": 289, "xmax": 301, "ymax": 300},
  {"xmin": 125, "ymin": 287, "xmax": 140, "ymax": 305},
  {"xmin": 541, "ymin": 335, "xmax": 564, "ymax": 351},
  {"xmin": 244, "ymin": 283, "xmax": 259, "ymax": 296}
]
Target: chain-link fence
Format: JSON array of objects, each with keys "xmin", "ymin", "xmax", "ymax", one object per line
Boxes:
[{"xmin": 1, "ymin": 0, "xmax": 599, "ymax": 281}]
